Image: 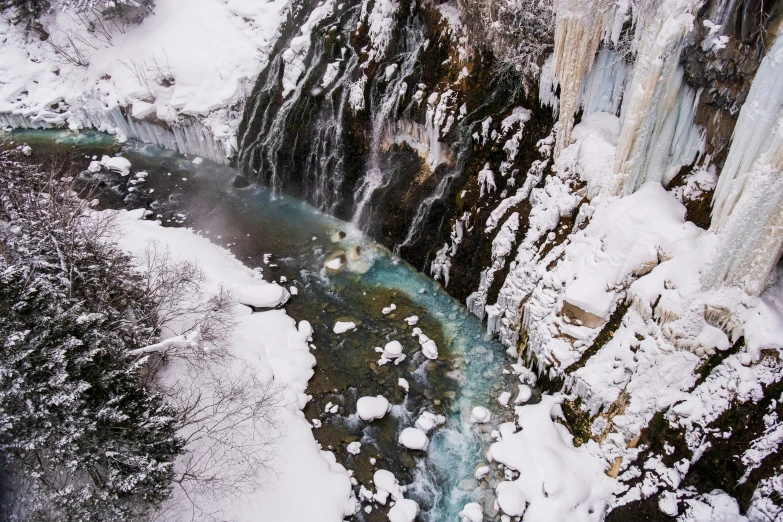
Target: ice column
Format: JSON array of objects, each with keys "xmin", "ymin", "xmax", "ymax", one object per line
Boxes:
[
  {"xmin": 702, "ymin": 33, "xmax": 783, "ymax": 296},
  {"xmin": 578, "ymin": 49, "xmax": 628, "ymax": 117},
  {"xmin": 612, "ymin": 0, "xmax": 701, "ymax": 194},
  {"xmin": 551, "ymin": 0, "xmax": 616, "ymax": 158}
]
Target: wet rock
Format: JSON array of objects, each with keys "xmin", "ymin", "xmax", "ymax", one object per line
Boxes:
[
  {"xmin": 399, "ymin": 451, "xmax": 416, "ymax": 469},
  {"xmin": 232, "ymin": 174, "xmax": 250, "ymax": 188},
  {"xmin": 324, "ymin": 251, "xmax": 347, "ymax": 272}
]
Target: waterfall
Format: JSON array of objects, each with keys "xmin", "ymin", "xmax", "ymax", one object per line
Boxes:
[
  {"xmin": 351, "ymin": 26, "xmax": 427, "ymax": 224},
  {"xmin": 237, "ymin": 1, "xmax": 367, "ymax": 214},
  {"xmin": 702, "ymin": 33, "xmax": 783, "ymax": 296}
]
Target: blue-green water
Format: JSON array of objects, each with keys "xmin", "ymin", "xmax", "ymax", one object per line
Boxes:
[{"xmin": 4, "ymin": 130, "xmax": 515, "ymax": 521}]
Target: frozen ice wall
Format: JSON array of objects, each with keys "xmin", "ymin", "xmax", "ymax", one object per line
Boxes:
[
  {"xmin": 551, "ymin": 0, "xmax": 616, "ymax": 158},
  {"xmin": 612, "ymin": 0, "xmax": 702, "ymax": 194},
  {"xmin": 703, "ymin": 33, "xmax": 783, "ymax": 296}
]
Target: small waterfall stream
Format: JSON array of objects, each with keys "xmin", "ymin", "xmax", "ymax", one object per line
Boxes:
[{"xmin": 351, "ymin": 23, "xmax": 427, "ymax": 224}]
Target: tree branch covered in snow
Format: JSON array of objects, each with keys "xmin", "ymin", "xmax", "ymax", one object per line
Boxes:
[
  {"xmin": 458, "ymin": 0, "xmax": 554, "ymax": 90},
  {"xmin": 0, "ymin": 148, "xmax": 182, "ymax": 520},
  {"xmin": 0, "ymin": 148, "xmax": 281, "ymax": 521}
]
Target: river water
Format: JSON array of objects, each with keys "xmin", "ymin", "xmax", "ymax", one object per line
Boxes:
[{"xmin": 3, "ymin": 130, "xmax": 525, "ymax": 521}]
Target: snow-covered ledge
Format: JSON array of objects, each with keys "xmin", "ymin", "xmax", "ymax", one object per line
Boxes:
[
  {"xmin": 0, "ymin": 107, "xmax": 235, "ymax": 163},
  {"xmin": 0, "ymin": 0, "xmax": 291, "ymax": 163}
]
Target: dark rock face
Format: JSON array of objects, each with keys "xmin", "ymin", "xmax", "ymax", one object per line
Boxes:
[
  {"xmin": 680, "ymin": 0, "xmax": 783, "ymax": 165},
  {"xmin": 232, "ymin": 174, "xmax": 250, "ymax": 188},
  {"xmin": 236, "ymin": 0, "xmax": 553, "ymax": 302}
]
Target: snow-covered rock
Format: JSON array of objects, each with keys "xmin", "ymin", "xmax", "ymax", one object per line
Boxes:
[
  {"xmin": 357, "ymin": 396, "xmax": 390, "ymax": 421},
  {"xmin": 459, "ymin": 502, "xmax": 483, "ymax": 522},
  {"xmin": 471, "ymin": 406, "xmax": 491, "ymax": 424},
  {"xmin": 375, "ymin": 340, "xmax": 406, "ymax": 365},
  {"xmin": 333, "ymin": 321, "xmax": 356, "ymax": 334},
  {"xmin": 398, "ymin": 427, "xmax": 429, "ymax": 451},
  {"xmin": 415, "ymin": 412, "xmax": 446, "ymax": 433},
  {"xmin": 388, "ymin": 498, "xmax": 419, "ymax": 522},
  {"xmin": 100, "ymin": 155, "xmax": 132, "ymax": 176}
]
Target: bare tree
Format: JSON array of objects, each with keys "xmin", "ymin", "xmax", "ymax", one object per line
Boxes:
[
  {"xmin": 127, "ymin": 241, "xmax": 282, "ymax": 521},
  {"xmin": 135, "ymin": 240, "xmax": 238, "ymax": 351},
  {"xmin": 155, "ymin": 358, "xmax": 283, "ymax": 522}
]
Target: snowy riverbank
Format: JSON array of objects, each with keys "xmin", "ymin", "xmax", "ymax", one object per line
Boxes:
[
  {"xmin": 1, "ymin": 0, "xmax": 290, "ymax": 161},
  {"xmin": 109, "ymin": 208, "xmax": 356, "ymax": 521}
]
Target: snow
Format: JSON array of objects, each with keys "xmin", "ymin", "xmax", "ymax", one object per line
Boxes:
[
  {"xmin": 236, "ymin": 285, "xmax": 290, "ymax": 308},
  {"xmin": 0, "ymin": 0, "xmax": 291, "ymax": 160},
  {"xmin": 376, "ymin": 340, "xmax": 406, "ymax": 365},
  {"xmin": 487, "ymin": 396, "xmax": 614, "ymax": 521},
  {"xmin": 459, "ymin": 502, "xmax": 483, "ymax": 522},
  {"xmin": 498, "ymin": 391, "xmax": 512, "ymax": 406},
  {"xmin": 398, "ymin": 427, "xmax": 429, "ymax": 451},
  {"xmin": 100, "ymin": 155, "xmax": 132, "ymax": 176},
  {"xmin": 478, "ymin": 163, "xmax": 497, "ymax": 198},
  {"xmin": 281, "ymin": 0, "xmax": 335, "ymax": 97},
  {"xmin": 516, "ymin": 385, "xmax": 532, "ymax": 404},
  {"xmin": 347, "ymin": 441, "xmax": 362, "ymax": 455},
  {"xmin": 361, "ymin": 0, "xmax": 399, "ymax": 64},
  {"xmin": 680, "ymin": 491, "xmax": 748, "ymax": 522},
  {"xmin": 387, "ymin": 498, "xmax": 419, "ymax": 522},
  {"xmin": 471, "ymin": 406, "xmax": 491, "ymax": 424},
  {"xmin": 561, "ymin": 182, "xmax": 691, "ymax": 320},
  {"xmin": 107, "ymin": 208, "xmax": 355, "ymax": 521},
  {"xmin": 325, "ymin": 256, "xmax": 345, "ymax": 270},
  {"xmin": 333, "ymin": 321, "xmax": 356, "ymax": 334},
  {"xmin": 415, "ymin": 412, "xmax": 446, "ymax": 433},
  {"xmin": 357, "ymin": 395, "xmax": 391, "ymax": 421},
  {"xmin": 404, "ymin": 315, "xmax": 419, "ymax": 325},
  {"xmin": 373, "ymin": 469, "xmax": 405, "ymax": 504},
  {"xmin": 411, "ymin": 328, "xmax": 439, "ymax": 359}
]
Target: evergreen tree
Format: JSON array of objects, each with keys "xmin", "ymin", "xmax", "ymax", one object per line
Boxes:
[{"xmin": 0, "ymin": 150, "xmax": 183, "ymax": 521}]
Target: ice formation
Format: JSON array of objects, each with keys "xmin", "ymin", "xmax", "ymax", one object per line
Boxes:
[
  {"xmin": 703, "ymin": 34, "xmax": 783, "ymax": 296},
  {"xmin": 612, "ymin": 0, "xmax": 703, "ymax": 194},
  {"xmin": 550, "ymin": 0, "xmax": 616, "ymax": 158}
]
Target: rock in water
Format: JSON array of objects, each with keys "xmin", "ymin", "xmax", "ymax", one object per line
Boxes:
[{"xmin": 233, "ymin": 174, "xmax": 250, "ymax": 188}]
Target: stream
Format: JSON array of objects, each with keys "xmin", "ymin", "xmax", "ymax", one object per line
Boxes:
[{"xmin": 3, "ymin": 130, "xmax": 530, "ymax": 521}]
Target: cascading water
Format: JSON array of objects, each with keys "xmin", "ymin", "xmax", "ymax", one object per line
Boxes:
[
  {"xmin": 351, "ymin": 24, "xmax": 427, "ymax": 225},
  {"xmin": 237, "ymin": 0, "xmax": 361, "ymax": 213}
]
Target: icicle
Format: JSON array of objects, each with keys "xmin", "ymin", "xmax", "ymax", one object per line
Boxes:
[
  {"xmin": 551, "ymin": 0, "xmax": 616, "ymax": 158},
  {"xmin": 613, "ymin": 0, "xmax": 701, "ymax": 194},
  {"xmin": 578, "ymin": 49, "xmax": 628, "ymax": 117},
  {"xmin": 702, "ymin": 33, "xmax": 783, "ymax": 296},
  {"xmin": 619, "ymin": 67, "xmax": 706, "ymax": 193},
  {"xmin": 539, "ymin": 54, "xmax": 559, "ymax": 119}
]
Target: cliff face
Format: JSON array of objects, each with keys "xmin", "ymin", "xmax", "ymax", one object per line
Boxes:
[{"xmin": 236, "ymin": 0, "xmax": 783, "ymax": 517}]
